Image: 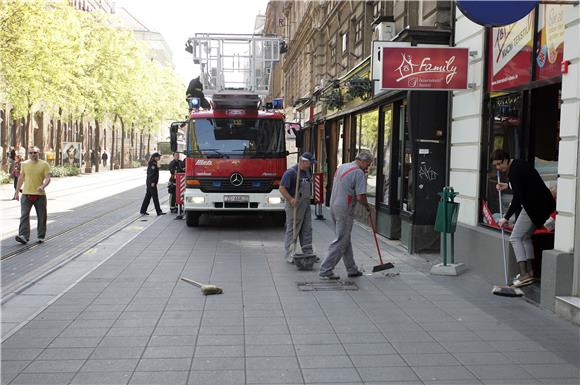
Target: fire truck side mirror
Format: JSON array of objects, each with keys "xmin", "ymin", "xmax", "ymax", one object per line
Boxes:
[{"xmin": 170, "ymin": 123, "xmax": 178, "ymax": 153}]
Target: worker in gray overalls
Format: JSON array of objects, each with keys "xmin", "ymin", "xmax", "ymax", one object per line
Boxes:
[
  {"xmin": 279, "ymin": 152, "xmax": 316, "ymax": 263},
  {"xmin": 319, "ymin": 150, "xmax": 373, "ymax": 280}
]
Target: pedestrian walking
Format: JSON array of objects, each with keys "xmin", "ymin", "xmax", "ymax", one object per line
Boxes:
[
  {"xmin": 14, "ymin": 146, "xmax": 51, "ymax": 244},
  {"xmin": 168, "ymin": 152, "xmax": 184, "ymax": 213},
  {"xmin": 279, "ymin": 152, "xmax": 315, "ymax": 263},
  {"xmin": 140, "ymin": 152, "xmax": 165, "ymax": 216},
  {"xmin": 319, "ymin": 150, "xmax": 373, "ymax": 280},
  {"xmin": 101, "ymin": 151, "xmax": 108, "ymax": 167},
  {"xmin": 11, "ymin": 155, "xmax": 21, "ymax": 196},
  {"xmin": 492, "ymin": 149, "xmax": 556, "ymax": 287}
]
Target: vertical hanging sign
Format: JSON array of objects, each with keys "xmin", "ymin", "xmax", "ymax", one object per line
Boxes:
[
  {"xmin": 488, "ymin": 10, "xmax": 535, "ymax": 91},
  {"xmin": 535, "ymin": 3, "xmax": 565, "ymax": 81}
]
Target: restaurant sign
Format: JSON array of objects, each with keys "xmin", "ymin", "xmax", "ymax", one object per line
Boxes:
[{"xmin": 380, "ymin": 46, "xmax": 469, "ymax": 91}]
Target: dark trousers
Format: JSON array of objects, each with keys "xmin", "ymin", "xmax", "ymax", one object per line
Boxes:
[
  {"xmin": 19, "ymin": 194, "xmax": 47, "ymax": 240},
  {"xmin": 140, "ymin": 184, "xmax": 162, "ymax": 214}
]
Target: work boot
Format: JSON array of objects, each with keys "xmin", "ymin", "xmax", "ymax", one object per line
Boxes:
[
  {"xmin": 347, "ymin": 271, "xmax": 363, "ymax": 278},
  {"xmin": 15, "ymin": 235, "xmax": 28, "ymax": 245},
  {"xmin": 319, "ymin": 273, "xmax": 340, "ymax": 280}
]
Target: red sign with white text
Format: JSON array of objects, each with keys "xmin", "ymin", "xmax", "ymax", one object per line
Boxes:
[
  {"xmin": 381, "ymin": 47, "xmax": 469, "ymax": 90},
  {"xmin": 488, "ymin": 11, "xmax": 535, "ymax": 91}
]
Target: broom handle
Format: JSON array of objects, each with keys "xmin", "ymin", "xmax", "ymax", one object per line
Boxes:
[
  {"xmin": 368, "ymin": 212, "xmax": 384, "ymax": 264},
  {"xmin": 291, "ymin": 163, "xmax": 301, "ymax": 254},
  {"xmin": 497, "ymin": 171, "xmax": 509, "ymax": 285},
  {"xmin": 180, "ymin": 277, "xmax": 203, "ymax": 288}
]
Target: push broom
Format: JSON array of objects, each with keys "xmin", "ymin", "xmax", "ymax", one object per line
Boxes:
[
  {"xmin": 180, "ymin": 277, "xmax": 223, "ymax": 295},
  {"xmin": 492, "ymin": 170, "xmax": 523, "ymax": 297},
  {"xmin": 369, "ymin": 212, "xmax": 395, "ymax": 273}
]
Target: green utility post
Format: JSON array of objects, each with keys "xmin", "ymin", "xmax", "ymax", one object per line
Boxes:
[{"xmin": 434, "ymin": 187, "xmax": 459, "ymax": 266}]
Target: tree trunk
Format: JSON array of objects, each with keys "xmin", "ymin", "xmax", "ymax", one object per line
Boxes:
[
  {"xmin": 120, "ymin": 116, "xmax": 125, "ymax": 169},
  {"xmin": 56, "ymin": 108, "xmax": 62, "ymax": 165},
  {"xmin": 111, "ymin": 123, "xmax": 115, "ymax": 170},
  {"xmin": 147, "ymin": 133, "xmax": 151, "ymax": 158},
  {"xmin": 139, "ymin": 132, "xmax": 143, "ymax": 162},
  {"xmin": 1, "ymin": 104, "xmax": 8, "ymax": 172},
  {"xmin": 94, "ymin": 120, "xmax": 100, "ymax": 172},
  {"xmin": 24, "ymin": 110, "xmax": 31, "ymax": 157}
]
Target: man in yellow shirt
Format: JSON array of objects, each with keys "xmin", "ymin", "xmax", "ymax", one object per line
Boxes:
[{"xmin": 14, "ymin": 146, "xmax": 51, "ymax": 244}]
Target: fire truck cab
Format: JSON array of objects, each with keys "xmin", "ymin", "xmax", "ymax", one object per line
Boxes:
[{"xmin": 178, "ymin": 92, "xmax": 287, "ymax": 226}]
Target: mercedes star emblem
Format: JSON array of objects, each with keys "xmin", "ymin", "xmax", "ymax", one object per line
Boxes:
[{"xmin": 230, "ymin": 172, "xmax": 243, "ymax": 186}]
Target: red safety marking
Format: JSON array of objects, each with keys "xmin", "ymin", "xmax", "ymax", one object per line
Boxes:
[
  {"xmin": 176, "ymin": 173, "xmax": 185, "ymax": 205},
  {"xmin": 339, "ymin": 166, "xmax": 359, "ymax": 180}
]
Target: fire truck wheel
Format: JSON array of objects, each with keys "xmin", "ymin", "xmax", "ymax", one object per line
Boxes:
[{"xmin": 186, "ymin": 212, "xmax": 200, "ymax": 227}]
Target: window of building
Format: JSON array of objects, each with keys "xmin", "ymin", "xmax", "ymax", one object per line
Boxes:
[
  {"xmin": 341, "ymin": 32, "xmax": 348, "ymax": 54},
  {"xmin": 373, "ymin": 1, "xmax": 381, "ymax": 18},
  {"xmin": 354, "ymin": 109, "xmax": 379, "ymax": 205},
  {"xmin": 354, "ymin": 18, "xmax": 363, "ymax": 43},
  {"xmin": 330, "ymin": 44, "xmax": 336, "ymax": 65},
  {"xmin": 399, "ymin": 102, "xmax": 413, "ymax": 212},
  {"xmin": 381, "ymin": 105, "xmax": 393, "ymax": 205},
  {"xmin": 481, "ymin": 93, "xmax": 525, "ymax": 227}
]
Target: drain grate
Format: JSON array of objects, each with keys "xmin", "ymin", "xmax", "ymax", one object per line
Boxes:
[{"xmin": 297, "ymin": 281, "xmax": 359, "ymax": 291}]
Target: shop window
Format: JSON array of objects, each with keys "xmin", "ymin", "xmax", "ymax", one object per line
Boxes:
[
  {"xmin": 399, "ymin": 103, "xmax": 413, "ymax": 212},
  {"xmin": 336, "ymin": 119, "xmax": 344, "ymax": 166},
  {"xmin": 381, "ymin": 105, "xmax": 393, "ymax": 205},
  {"xmin": 532, "ymin": 84, "xmax": 560, "ymax": 187},
  {"xmin": 354, "ymin": 109, "xmax": 379, "ymax": 205},
  {"xmin": 481, "ymin": 93, "xmax": 525, "ymax": 227}
]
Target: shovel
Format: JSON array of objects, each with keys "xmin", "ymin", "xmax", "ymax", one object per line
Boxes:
[{"xmin": 369, "ymin": 212, "xmax": 395, "ymax": 273}]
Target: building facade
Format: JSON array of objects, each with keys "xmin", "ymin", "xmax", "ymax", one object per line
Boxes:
[
  {"xmin": 268, "ymin": 0, "xmax": 579, "ymax": 324},
  {"xmin": 451, "ymin": 2, "xmax": 580, "ymax": 323}
]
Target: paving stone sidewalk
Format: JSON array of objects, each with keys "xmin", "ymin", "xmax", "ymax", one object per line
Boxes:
[{"xmin": 1, "ymin": 212, "xmax": 579, "ymax": 385}]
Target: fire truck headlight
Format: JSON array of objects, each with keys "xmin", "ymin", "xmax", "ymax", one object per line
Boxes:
[
  {"xmin": 188, "ymin": 196, "xmax": 205, "ymax": 204},
  {"xmin": 268, "ymin": 197, "xmax": 282, "ymax": 205}
]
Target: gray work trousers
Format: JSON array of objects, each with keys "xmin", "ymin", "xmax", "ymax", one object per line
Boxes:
[
  {"xmin": 19, "ymin": 194, "xmax": 47, "ymax": 241},
  {"xmin": 319, "ymin": 206, "xmax": 359, "ymax": 275},
  {"xmin": 509, "ymin": 208, "xmax": 536, "ymax": 263},
  {"xmin": 284, "ymin": 202, "xmax": 313, "ymax": 257}
]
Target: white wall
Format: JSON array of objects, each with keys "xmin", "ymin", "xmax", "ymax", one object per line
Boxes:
[
  {"xmin": 555, "ymin": 5, "xmax": 580, "ymax": 254},
  {"xmin": 450, "ymin": 8, "xmax": 485, "ymax": 226}
]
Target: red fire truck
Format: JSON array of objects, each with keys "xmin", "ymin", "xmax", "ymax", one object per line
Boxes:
[
  {"xmin": 175, "ymin": 92, "xmax": 290, "ymax": 226},
  {"xmin": 174, "ymin": 33, "xmax": 294, "ymax": 226}
]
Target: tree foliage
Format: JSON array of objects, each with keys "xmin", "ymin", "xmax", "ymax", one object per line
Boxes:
[{"xmin": 0, "ymin": 0, "xmax": 185, "ymax": 133}]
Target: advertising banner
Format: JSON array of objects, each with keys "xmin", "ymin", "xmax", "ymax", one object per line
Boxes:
[
  {"xmin": 62, "ymin": 142, "xmax": 81, "ymax": 167},
  {"xmin": 535, "ymin": 4, "xmax": 565, "ymax": 81},
  {"xmin": 488, "ymin": 10, "xmax": 535, "ymax": 91},
  {"xmin": 380, "ymin": 46, "xmax": 469, "ymax": 90}
]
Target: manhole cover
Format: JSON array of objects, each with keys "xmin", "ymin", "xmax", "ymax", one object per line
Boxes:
[{"xmin": 297, "ymin": 281, "xmax": 358, "ymax": 291}]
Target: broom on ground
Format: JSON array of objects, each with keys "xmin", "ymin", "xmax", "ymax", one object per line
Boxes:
[
  {"xmin": 369, "ymin": 212, "xmax": 395, "ymax": 273},
  {"xmin": 180, "ymin": 277, "xmax": 223, "ymax": 295}
]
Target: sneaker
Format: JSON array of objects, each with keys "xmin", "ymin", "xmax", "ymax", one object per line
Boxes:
[
  {"xmin": 319, "ymin": 273, "xmax": 340, "ymax": 280},
  {"xmin": 347, "ymin": 271, "xmax": 363, "ymax": 278},
  {"xmin": 140, "ymin": 212, "xmax": 149, "ymax": 216},
  {"xmin": 15, "ymin": 235, "xmax": 28, "ymax": 245},
  {"xmin": 157, "ymin": 212, "xmax": 166, "ymax": 216},
  {"xmin": 286, "ymin": 256, "xmax": 294, "ymax": 264},
  {"xmin": 37, "ymin": 237, "xmax": 45, "ymax": 243},
  {"xmin": 314, "ymin": 257, "xmax": 321, "ymax": 263}
]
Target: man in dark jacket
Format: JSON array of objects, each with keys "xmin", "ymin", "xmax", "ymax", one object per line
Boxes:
[
  {"xmin": 140, "ymin": 152, "xmax": 165, "ymax": 216},
  {"xmin": 492, "ymin": 149, "xmax": 556, "ymax": 286},
  {"xmin": 186, "ymin": 77, "xmax": 210, "ymax": 109},
  {"xmin": 168, "ymin": 152, "xmax": 185, "ymax": 213}
]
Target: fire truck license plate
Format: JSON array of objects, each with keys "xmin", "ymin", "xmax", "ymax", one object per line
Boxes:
[{"xmin": 224, "ymin": 195, "xmax": 249, "ymax": 203}]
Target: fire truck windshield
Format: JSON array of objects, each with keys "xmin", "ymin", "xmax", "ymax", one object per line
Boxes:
[{"xmin": 188, "ymin": 118, "xmax": 286, "ymax": 157}]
